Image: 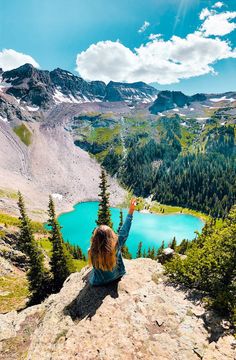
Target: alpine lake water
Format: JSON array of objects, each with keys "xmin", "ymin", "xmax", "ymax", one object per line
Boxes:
[{"xmin": 57, "ymin": 201, "xmax": 204, "ymax": 258}]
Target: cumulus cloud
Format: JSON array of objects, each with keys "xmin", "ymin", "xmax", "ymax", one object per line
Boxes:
[
  {"xmin": 76, "ymin": 6, "xmax": 236, "ymax": 85},
  {"xmin": 200, "ymin": 10, "xmax": 236, "ymax": 36},
  {"xmin": 0, "ymin": 49, "xmax": 40, "ymax": 71},
  {"xmin": 138, "ymin": 21, "xmax": 150, "ymax": 33},
  {"xmin": 199, "ymin": 8, "xmax": 214, "ymax": 21},
  {"xmin": 213, "ymin": 2, "xmax": 224, "ymax": 9}
]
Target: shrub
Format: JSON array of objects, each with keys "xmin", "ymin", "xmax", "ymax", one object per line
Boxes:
[{"xmin": 165, "ymin": 205, "xmax": 236, "ymax": 324}]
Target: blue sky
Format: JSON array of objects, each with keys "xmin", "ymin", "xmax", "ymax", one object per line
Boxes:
[{"xmin": 0, "ymin": 0, "xmax": 236, "ymax": 94}]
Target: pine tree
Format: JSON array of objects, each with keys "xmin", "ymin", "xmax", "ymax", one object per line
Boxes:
[
  {"xmin": 117, "ymin": 209, "xmax": 123, "ymax": 233},
  {"xmin": 150, "ymin": 246, "xmax": 155, "ymax": 260},
  {"xmin": 27, "ymin": 241, "xmax": 51, "ymax": 304},
  {"xmin": 96, "ymin": 170, "xmax": 113, "ymax": 228},
  {"xmin": 157, "ymin": 240, "xmax": 165, "ymax": 256},
  {"xmin": 147, "ymin": 247, "xmax": 152, "ymax": 258},
  {"xmin": 121, "ymin": 245, "xmax": 132, "ymax": 259},
  {"xmin": 17, "ymin": 192, "xmax": 50, "ymax": 304},
  {"xmin": 48, "ymin": 196, "xmax": 75, "ymax": 292},
  {"xmin": 136, "ymin": 241, "xmax": 143, "ymax": 258},
  {"xmin": 142, "ymin": 249, "xmax": 147, "ymax": 258},
  {"xmin": 17, "ymin": 192, "xmax": 33, "ymax": 255},
  {"xmin": 170, "ymin": 236, "xmax": 177, "ymax": 251}
]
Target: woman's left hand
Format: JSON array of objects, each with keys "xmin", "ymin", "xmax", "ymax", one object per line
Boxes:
[{"xmin": 129, "ymin": 198, "xmax": 136, "ymax": 215}]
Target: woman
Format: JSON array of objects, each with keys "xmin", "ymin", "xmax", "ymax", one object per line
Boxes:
[{"xmin": 88, "ymin": 198, "xmax": 136, "ymax": 286}]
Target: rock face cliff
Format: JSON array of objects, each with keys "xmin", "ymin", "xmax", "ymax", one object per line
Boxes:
[
  {"xmin": 0, "ymin": 259, "xmax": 234, "ymax": 360},
  {"xmin": 1, "ymin": 64, "xmax": 158, "ymax": 108},
  {"xmin": 149, "ymin": 91, "xmax": 207, "ymax": 114}
]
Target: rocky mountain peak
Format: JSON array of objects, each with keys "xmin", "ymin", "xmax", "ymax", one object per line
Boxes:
[
  {"xmin": 149, "ymin": 90, "xmax": 209, "ymax": 114},
  {"xmin": 0, "ymin": 64, "xmax": 158, "ymax": 108},
  {"xmin": 104, "ymin": 80, "xmax": 158, "ymax": 102}
]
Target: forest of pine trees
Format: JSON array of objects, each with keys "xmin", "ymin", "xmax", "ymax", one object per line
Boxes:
[{"xmin": 102, "ymin": 125, "xmax": 235, "ymax": 218}]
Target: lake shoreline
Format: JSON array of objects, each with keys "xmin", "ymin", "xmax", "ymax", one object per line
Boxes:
[
  {"xmin": 57, "ymin": 198, "xmax": 207, "ymax": 224},
  {"xmin": 57, "ymin": 201, "xmax": 205, "ymax": 257}
]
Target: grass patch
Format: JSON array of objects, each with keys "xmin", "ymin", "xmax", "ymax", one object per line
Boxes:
[
  {"xmin": 0, "ymin": 213, "xmax": 20, "ymax": 227},
  {"xmin": 150, "ymin": 201, "xmax": 209, "ymax": 222},
  {"xmin": 73, "ymin": 259, "xmax": 87, "ymax": 271},
  {"xmin": 88, "ymin": 125, "xmax": 121, "ymax": 145},
  {"xmin": 13, "ymin": 123, "xmax": 32, "ymax": 146},
  {"xmin": 38, "ymin": 237, "xmax": 87, "ymax": 272},
  {"xmin": 0, "ymin": 275, "xmax": 29, "ymax": 313},
  {"xmin": 0, "ymin": 188, "xmax": 18, "ymax": 200},
  {"xmin": 0, "ymin": 212, "xmax": 47, "ymax": 234},
  {"xmin": 179, "ymin": 127, "xmax": 196, "ymax": 149},
  {"xmin": 38, "ymin": 237, "xmax": 52, "ymax": 257}
]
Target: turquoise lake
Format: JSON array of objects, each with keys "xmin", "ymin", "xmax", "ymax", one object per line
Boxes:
[{"xmin": 57, "ymin": 201, "xmax": 204, "ymax": 257}]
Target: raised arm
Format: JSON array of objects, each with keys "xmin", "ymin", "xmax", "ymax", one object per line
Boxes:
[{"xmin": 118, "ymin": 198, "xmax": 136, "ymax": 247}]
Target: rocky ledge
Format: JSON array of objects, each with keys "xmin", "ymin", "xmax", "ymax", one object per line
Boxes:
[{"xmin": 0, "ymin": 259, "xmax": 235, "ymax": 360}]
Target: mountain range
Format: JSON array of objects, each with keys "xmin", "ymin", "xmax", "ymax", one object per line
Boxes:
[
  {"xmin": 0, "ymin": 63, "xmax": 158, "ymax": 108},
  {"xmin": 1, "ymin": 63, "xmax": 236, "ymax": 114},
  {"xmin": 0, "ymin": 63, "xmax": 235, "ymax": 219}
]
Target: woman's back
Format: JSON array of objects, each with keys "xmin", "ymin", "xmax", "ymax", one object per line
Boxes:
[{"xmin": 89, "ymin": 200, "xmax": 136, "ymax": 286}]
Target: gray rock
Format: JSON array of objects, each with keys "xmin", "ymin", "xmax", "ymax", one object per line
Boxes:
[{"xmin": 0, "ymin": 259, "xmax": 234, "ymax": 360}]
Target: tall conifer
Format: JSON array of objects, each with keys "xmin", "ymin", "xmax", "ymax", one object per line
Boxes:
[
  {"xmin": 48, "ymin": 196, "xmax": 75, "ymax": 292},
  {"xmin": 96, "ymin": 170, "xmax": 113, "ymax": 228},
  {"xmin": 117, "ymin": 209, "xmax": 123, "ymax": 233},
  {"xmin": 17, "ymin": 192, "xmax": 49, "ymax": 304},
  {"xmin": 136, "ymin": 241, "xmax": 143, "ymax": 258}
]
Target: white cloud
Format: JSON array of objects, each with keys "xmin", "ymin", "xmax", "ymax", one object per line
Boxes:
[
  {"xmin": 138, "ymin": 21, "xmax": 150, "ymax": 33},
  {"xmin": 200, "ymin": 10, "xmax": 236, "ymax": 36},
  {"xmin": 148, "ymin": 33, "xmax": 162, "ymax": 40},
  {"xmin": 199, "ymin": 8, "xmax": 214, "ymax": 21},
  {"xmin": 0, "ymin": 49, "xmax": 40, "ymax": 71},
  {"xmin": 76, "ymin": 6, "xmax": 236, "ymax": 85},
  {"xmin": 213, "ymin": 2, "xmax": 224, "ymax": 9}
]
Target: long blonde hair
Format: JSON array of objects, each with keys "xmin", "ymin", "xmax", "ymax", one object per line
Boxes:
[{"xmin": 88, "ymin": 225, "xmax": 118, "ymax": 271}]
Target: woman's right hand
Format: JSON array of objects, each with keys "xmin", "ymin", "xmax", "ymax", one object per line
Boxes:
[{"xmin": 129, "ymin": 198, "xmax": 136, "ymax": 215}]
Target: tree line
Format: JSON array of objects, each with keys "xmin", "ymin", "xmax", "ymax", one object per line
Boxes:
[{"xmin": 102, "ymin": 121, "xmax": 236, "ymax": 218}]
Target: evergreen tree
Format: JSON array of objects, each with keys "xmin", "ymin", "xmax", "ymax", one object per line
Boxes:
[
  {"xmin": 96, "ymin": 170, "xmax": 113, "ymax": 228},
  {"xmin": 17, "ymin": 192, "xmax": 33, "ymax": 255},
  {"xmin": 176, "ymin": 239, "xmax": 189, "ymax": 254},
  {"xmin": 117, "ymin": 209, "xmax": 123, "ymax": 233},
  {"xmin": 142, "ymin": 249, "xmax": 147, "ymax": 258},
  {"xmin": 170, "ymin": 236, "xmax": 177, "ymax": 251},
  {"xmin": 17, "ymin": 192, "xmax": 50, "ymax": 304},
  {"xmin": 136, "ymin": 241, "xmax": 143, "ymax": 258},
  {"xmin": 121, "ymin": 245, "xmax": 132, "ymax": 259},
  {"xmin": 150, "ymin": 246, "xmax": 155, "ymax": 260},
  {"xmin": 157, "ymin": 240, "xmax": 165, "ymax": 256},
  {"xmin": 166, "ymin": 205, "xmax": 236, "ymax": 322},
  {"xmin": 27, "ymin": 241, "xmax": 51, "ymax": 304},
  {"xmin": 48, "ymin": 196, "xmax": 75, "ymax": 292},
  {"xmin": 147, "ymin": 247, "xmax": 152, "ymax": 258}
]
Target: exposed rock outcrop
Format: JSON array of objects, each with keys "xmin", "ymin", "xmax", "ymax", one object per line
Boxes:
[
  {"xmin": 0, "ymin": 259, "xmax": 234, "ymax": 359},
  {"xmin": 1, "ymin": 64, "xmax": 158, "ymax": 108},
  {"xmin": 149, "ymin": 91, "xmax": 207, "ymax": 114}
]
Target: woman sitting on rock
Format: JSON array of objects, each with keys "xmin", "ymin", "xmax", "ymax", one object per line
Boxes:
[{"xmin": 88, "ymin": 198, "xmax": 136, "ymax": 286}]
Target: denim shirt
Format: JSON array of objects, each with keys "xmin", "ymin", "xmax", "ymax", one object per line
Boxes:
[{"xmin": 89, "ymin": 213, "xmax": 133, "ymax": 286}]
